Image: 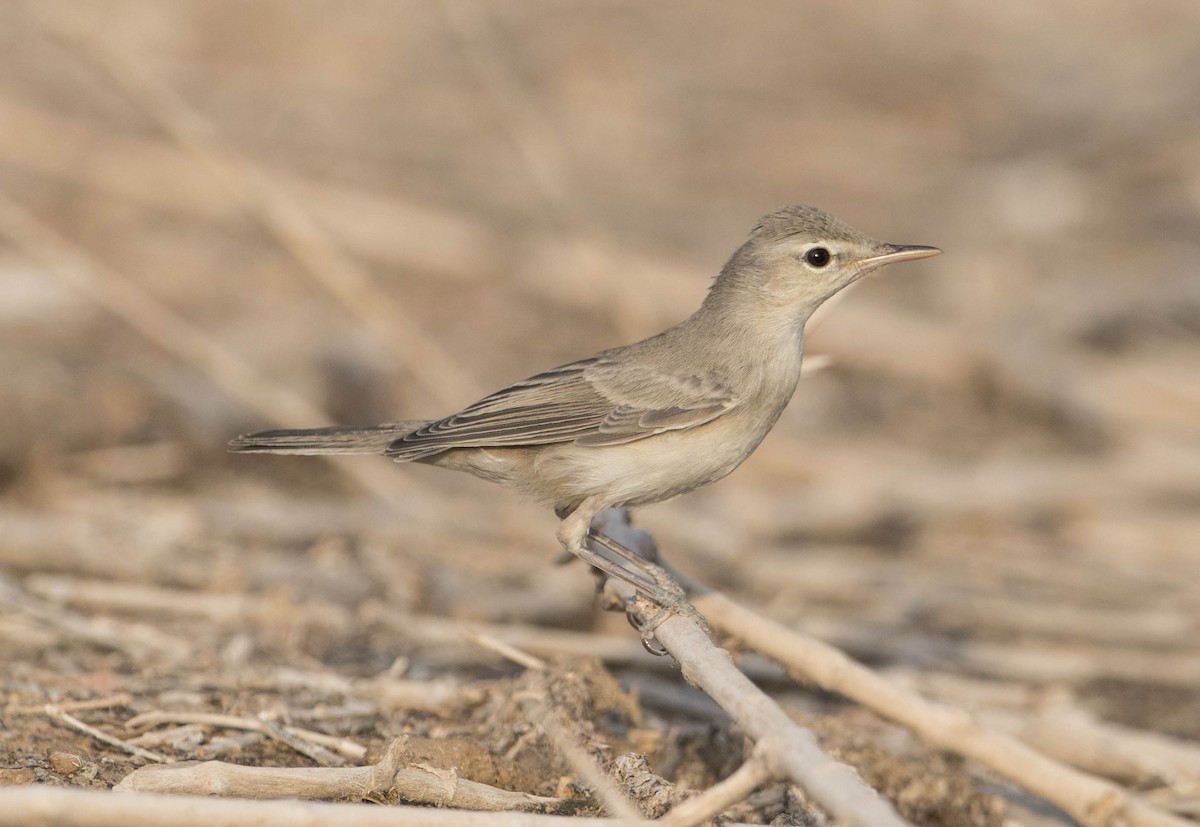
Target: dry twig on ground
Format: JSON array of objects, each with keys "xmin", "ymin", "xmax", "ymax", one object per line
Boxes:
[
  {"xmin": 126, "ymin": 711, "xmax": 362, "ymax": 766},
  {"xmin": 693, "ymin": 588, "xmax": 1196, "ymax": 827},
  {"xmin": 464, "ymin": 629, "xmax": 643, "ymax": 821},
  {"xmin": 115, "ymin": 738, "xmax": 581, "ymax": 814},
  {"xmin": 0, "ymin": 786, "xmax": 611, "ymax": 827},
  {"xmin": 45, "ymin": 707, "xmax": 169, "ymax": 765}
]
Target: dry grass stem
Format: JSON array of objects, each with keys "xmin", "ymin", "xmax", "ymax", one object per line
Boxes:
[
  {"xmin": 519, "ymin": 692, "xmax": 644, "ymax": 822},
  {"xmin": 1016, "ymin": 696, "xmax": 1200, "ymax": 789},
  {"xmin": 126, "ymin": 711, "xmax": 367, "ymax": 763},
  {"xmin": 894, "ymin": 672, "xmax": 1200, "ymax": 788},
  {"xmin": 4, "ymin": 694, "xmax": 132, "ymax": 716},
  {"xmin": 463, "ymin": 630, "xmax": 644, "ymax": 821},
  {"xmin": 46, "ymin": 707, "xmax": 169, "ymax": 765},
  {"xmin": 371, "ymin": 610, "xmax": 656, "ymax": 669},
  {"xmin": 462, "ymin": 627, "xmax": 549, "ymax": 671},
  {"xmin": 654, "ymin": 752, "xmax": 773, "ymax": 827}
]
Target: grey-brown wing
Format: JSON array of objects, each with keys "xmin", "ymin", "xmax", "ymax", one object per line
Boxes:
[
  {"xmin": 385, "ymin": 357, "xmax": 739, "ymax": 460},
  {"xmin": 575, "ymin": 364, "xmax": 737, "ymax": 446}
]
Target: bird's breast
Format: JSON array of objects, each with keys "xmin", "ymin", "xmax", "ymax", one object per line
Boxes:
[{"xmin": 532, "ymin": 375, "xmax": 798, "ymax": 511}]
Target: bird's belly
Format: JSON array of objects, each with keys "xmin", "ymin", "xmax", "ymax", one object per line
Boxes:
[{"xmin": 532, "ymin": 410, "xmax": 776, "ymax": 510}]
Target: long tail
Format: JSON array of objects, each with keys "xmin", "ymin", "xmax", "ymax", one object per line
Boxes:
[{"xmin": 228, "ymin": 422, "xmax": 428, "ymax": 456}]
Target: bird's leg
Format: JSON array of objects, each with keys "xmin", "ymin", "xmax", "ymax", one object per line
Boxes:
[
  {"xmin": 557, "ymin": 497, "xmax": 657, "ymax": 597},
  {"xmin": 558, "ymin": 501, "xmax": 705, "ymax": 651},
  {"xmin": 588, "ymin": 529, "xmax": 708, "ymax": 646}
]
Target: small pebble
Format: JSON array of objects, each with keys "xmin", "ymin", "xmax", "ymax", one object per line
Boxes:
[{"xmin": 49, "ymin": 751, "xmax": 84, "ymax": 776}]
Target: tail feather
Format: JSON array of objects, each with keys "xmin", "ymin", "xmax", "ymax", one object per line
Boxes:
[{"xmin": 228, "ymin": 422, "xmax": 427, "ymax": 456}]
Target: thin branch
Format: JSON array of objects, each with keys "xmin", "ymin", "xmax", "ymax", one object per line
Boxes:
[
  {"xmin": 640, "ymin": 595, "xmax": 907, "ymax": 827},
  {"xmin": 114, "ymin": 740, "xmax": 579, "ymax": 814},
  {"xmin": 126, "ymin": 711, "xmax": 366, "ymax": 763},
  {"xmin": 695, "ymin": 589, "xmax": 1194, "ymax": 827},
  {"xmin": 5, "ymin": 694, "xmax": 132, "ymax": 716},
  {"xmin": 46, "ymin": 707, "xmax": 168, "ymax": 764},
  {"xmin": 655, "ymin": 752, "xmax": 773, "ymax": 827},
  {"xmin": 595, "ymin": 510, "xmax": 906, "ymax": 827},
  {"xmin": 463, "ymin": 630, "xmax": 644, "ymax": 821},
  {"xmin": 462, "ymin": 626, "xmax": 548, "ymax": 671},
  {"xmin": 0, "ymin": 786, "xmax": 612, "ymax": 826}
]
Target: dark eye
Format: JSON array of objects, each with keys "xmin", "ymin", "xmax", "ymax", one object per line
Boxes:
[{"xmin": 804, "ymin": 247, "xmax": 831, "ymax": 268}]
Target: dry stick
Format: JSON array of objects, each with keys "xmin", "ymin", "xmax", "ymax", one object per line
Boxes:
[
  {"xmin": 593, "ymin": 514, "xmax": 907, "ymax": 826},
  {"xmin": 257, "ymin": 721, "xmax": 347, "ymax": 768},
  {"xmin": 695, "ymin": 590, "xmax": 1193, "ymax": 827},
  {"xmin": 372, "ymin": 608, "xmax": 657, "ymax": 669},
  {"xmin": 46, "ymin": 706, "xmax": 169, "ymax": 764},
  {"xmin": 521, "ymin": 694, "xmax": 644, "ymax": 823},
  {"xmin": 115, "ymin": 739, "xmax": 577, "ymax": 815},
  {"xmin": 1014, "ymin": 698, "xmax": 1200, "ymax": 790},
  {"xmin": 462, "ymin": 626, "xmax": 548, "ymax": 671},
  {"xmin": 125, "ymin": 725, "xmax": 207, "ymax": 750},
  {"xmin": 0, "ymin": 787, "xmax": 620, "ymax": 827},
  {"xmin": 654, "ymin": 751, "xmax": 773, "ymax": 827},
  {"xmin": 637, "ymin": 597, "xmax": 907, "ymax": 827},
  {"xmin": 466, "ymin": 630, "xmax": 645, "ymax": 822},
  {"xmin": 896, "ymin": 673, "xmax": 1200, "ymax": 789},
  {"xmin": 126, "ymin": 711, "xmax": 366, "ymax": 763},
  {"xmin": 5, "ymin": 694, "xmax": 132, "ymax": 716},
  {"xmin": 0, "ymin": 192, "xmax": 412, "ymax": 511},
  {"xmin": 27, "ymin": 4, "xmax": 479, "ymax": 409}
]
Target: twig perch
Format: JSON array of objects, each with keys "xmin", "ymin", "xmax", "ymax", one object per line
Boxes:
[
  {"xmin": 640, "ymin": 596, "xmax": 907, "ymax": 827},
  {"xmin": 594, "ymin": 513, "xmax": 907, "ymax": 827}
]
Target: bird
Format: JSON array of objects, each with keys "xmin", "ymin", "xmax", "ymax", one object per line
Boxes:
[{"xmin": 230, "ymin": 205, "xmax": 940, "ymax": 601}]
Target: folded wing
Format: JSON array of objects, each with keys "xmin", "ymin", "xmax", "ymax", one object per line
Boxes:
[{"xmin": 385, "ymin": 357, "xmax": 738, "ymax": 460}]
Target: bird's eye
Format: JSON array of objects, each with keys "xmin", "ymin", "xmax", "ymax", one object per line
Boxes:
[{"xmin": 804, "ymin": 247, "xmax": 831, "ymax": 268}]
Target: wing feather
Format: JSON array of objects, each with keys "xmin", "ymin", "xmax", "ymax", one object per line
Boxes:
[{"xmin": 385, "ymin": 356, "xmax": 739, "ymax": 460}]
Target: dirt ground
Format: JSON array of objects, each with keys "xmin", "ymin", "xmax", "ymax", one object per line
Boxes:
[{"xmin": 1, "ymin": 2, "xmax": 1198, "ymax": 825}]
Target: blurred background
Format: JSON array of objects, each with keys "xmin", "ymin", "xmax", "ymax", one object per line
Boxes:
[{"xmin": 1, "ymin": 0, "xmax": 1199, "ymax": 800}]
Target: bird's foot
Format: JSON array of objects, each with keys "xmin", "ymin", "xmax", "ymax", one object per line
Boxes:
[{"xmin": 586, "ymin": 529, "xmax": 709, "ymax": 653}]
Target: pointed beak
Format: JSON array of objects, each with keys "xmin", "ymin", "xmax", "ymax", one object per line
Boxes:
[{"xmin": 859, "ymin": 244, "xmax": 943, "ymax": 268}]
